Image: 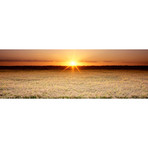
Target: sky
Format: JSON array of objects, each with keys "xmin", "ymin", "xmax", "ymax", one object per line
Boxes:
[{"xmin": 0, "ymin": 50, "xmax": 148, "ymax": 66}]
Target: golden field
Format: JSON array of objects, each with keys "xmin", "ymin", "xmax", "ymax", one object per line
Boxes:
[{"xmin": 0, "ymin": 69, "xmax": 148, "ymax": 98}]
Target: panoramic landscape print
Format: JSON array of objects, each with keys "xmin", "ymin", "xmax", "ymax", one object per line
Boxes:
[{"xmin": 0, "ymin": 50, "xmax": 148, "ymax": 99}]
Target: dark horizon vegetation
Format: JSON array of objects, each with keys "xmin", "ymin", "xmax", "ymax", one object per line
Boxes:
[{"xmin": 0, "ymin": 65, "xmax": 148, "ymax": 70}]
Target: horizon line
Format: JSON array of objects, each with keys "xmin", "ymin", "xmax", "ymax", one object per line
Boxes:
[{"xmin": 0, "ymin": 65, "xmax": 148, "ymax": 67}]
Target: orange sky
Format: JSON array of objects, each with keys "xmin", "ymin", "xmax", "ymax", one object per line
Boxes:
[{"xmin": 0, "ymin": 50, "xmax": 148, "ymax": 66}]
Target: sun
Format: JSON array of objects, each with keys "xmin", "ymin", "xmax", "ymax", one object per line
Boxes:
[
  {"xmin": 62, "ymin": 61, "xmax": 80, "ymax": 72},
  {"xmin": 69, "ymin": 61, "xmax": 77, "ymax": 66}
]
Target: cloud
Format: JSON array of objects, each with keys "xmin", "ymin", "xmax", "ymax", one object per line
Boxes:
[
  {"xmin": 80, "ymin": 60, "xmax": 98, "ymax": 63},
  {"xmin": 103, "ymin": 61, "xmax": 113, "ymax": 63},
  {"xmin": 0, "ymin": 59, "xmax": 54, "ymax": 62},
  {"xmin": 80, "ymin": 60, "xmax": 114, "ymax": 63},
  {"xmin": 119, "ymin": 61, "xmax": 148, "ymax": 64}
]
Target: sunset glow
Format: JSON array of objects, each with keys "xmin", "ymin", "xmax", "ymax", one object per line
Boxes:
[
  {"xmin": 62, "ymin": 61, "xmax": 80, "ymax": 72},
  {"xmin": 69, "ymin": 61, "xmax": 77, "ymax": 66},
  {"xmin": 0, "ymin": 50, "xmax": 148, "ymax": 66}
]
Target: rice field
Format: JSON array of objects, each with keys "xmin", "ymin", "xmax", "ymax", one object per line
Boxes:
[{"xmin": 0, "ymin": 69, "xmax": 148, "ymax": 98}]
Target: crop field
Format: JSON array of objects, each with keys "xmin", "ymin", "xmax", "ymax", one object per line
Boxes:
[{"xmin": 0, "ymin": 69, "xmax": 148, "ymax": 98}]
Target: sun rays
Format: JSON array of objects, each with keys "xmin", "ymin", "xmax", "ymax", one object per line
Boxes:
[{"xmin": 62, "ymin": 61, "xmax": 81, "ymax": 72}]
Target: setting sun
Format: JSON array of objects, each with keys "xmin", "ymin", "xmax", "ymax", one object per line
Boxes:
[
  {"xmin": 69, "ymin": 61, "xmax": 77, "ymax": 66},
  {"xmin": 63, "ymin": 60, "xmax": 80, "ymax": 72}
]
